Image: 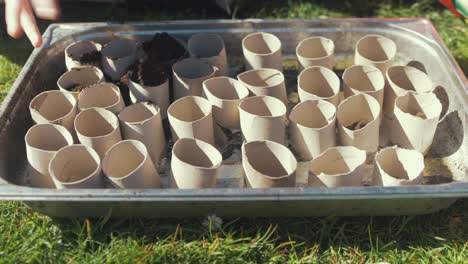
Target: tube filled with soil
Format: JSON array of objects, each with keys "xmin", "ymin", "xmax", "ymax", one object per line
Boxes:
[
  {"xmin": 78, "ymin": 82, "xmax": 125, "ymax": 114},
  {"xmin": 65, "ymin": 40, "xmax": 102, "ymax": 70},
  {"xmin": 242, "ymin": 32, "xmax": 283, "ymax": 71},
  {"xmin": 57, "ymin": 66, "xmax": 105, "ymax": 98},
  {"xmin": 172, "ymin": 58, "xmax": 217, "ymax": 100},
  {"xmin": 101, "ymin": 38, "xmax": 138, "ymax": 81},
  {"xmin": 298, "ymin": 66, "xmax": 341, "ymax": 106},
  {"xmin": 237, "ymin": 68, "xmax": 287, "ymax": 105},
  {"xmin": 354, "ymin": 34, "xmax": 396, "ymax": 73},
  {"xmin": 188, "ymin": 33, "xmax": 228, "ymax": 76},
  {"xmin": 342, "ymin": 65, "xmax": 385, "ymax": 108},
  {"xmin": 296, "ymin": 36, "xmax": 335, "ymax": 70}
]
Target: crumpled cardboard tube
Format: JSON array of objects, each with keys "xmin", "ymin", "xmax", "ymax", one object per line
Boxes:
[
  {"xmin": 337, "ymin": 93, "xmax": 381, "ymax": 153},
  {"xmin": 118, "ymin": 102, "xmax": 166, "ymax": 166},
  {"xmin": 242, "ymin": 140, "xmax": 297, "ymax": 188},
  {"xmin": 172, "ymin": 58, "xmax": 217, "ymax": 100},
  {"xmin": 167, "ymin": 96, "xmax": 215, "ymax": 145},
  {"xmin": 65, "ymin": 40, "xmax": 102, "ymax": 70},
  {"xmin": 171, "ymin": 138, "xmax": 222, "ymax": 189},
  {"xmin": 297, "ymin": 66, "xmax": 340, "ymax": 106},
  {"xmin": 49, "ymin": 144, "xmax": 104, "ymax": 189},
  {"xmin": 202, "ymin": 76, "xmax": 250, "ymax": 130},
  {"xmin": 188, "ymin": 33, "xmax": 228, "ymax": 76},
  {"xmin": 101, "ymin": 38, "xmax": 138, "ymax": 81},
  {"xmin": 342, "ymin": 65, "xmax": 385, "ymax": 108},
  {"xmin": 57, "ymin": 66, "xmax": 105, "ymax": 98},
  {"xmin": 78, "ymin": 82, "xmax": 125, "ymax": 114},
  {"xmin": 237, "ymin": 68, "xmax": 287, "ymax": 104},
  {"xmin": 74, "ymin": 108, "xmax": 122, "ymax": 159},
  {"xmin": 308, "ymin": 146, "xmax": 366, "ymax": 187},
  {"xmin": 373, "ymin": 146, "xmax": 424, "ymax": 186},
  {"xmin": 390, "ymin": 92, "xmax": 442, "ymax": 154},
  {"xmin": 102, "ymin": 140, "xmax": 161, "ymax": 188},
  {"xmin": 242, "ymin": 32, "xmax": 283, "ymax": 71},
  {"xmin": 25, "ymin": 124, "xmax": 74, "ymax": 188},
  {"xmin": 384, "ymin": 65, "xmax": 433, "ymax": 116},
  {"xmin": 239, "ymin": 95, "xmax": 287, "ymax": 145},
  {"xmin": 128, "ymin": 75, "xmax": 170, "ymax": 119},
  {"xmin": 29, "ymin": 90, "xmax": 78, "ymax": 137},
  {"xmin": 296, "ymin": 36, "xmax": 335, "ymax": 70},
  {"xmin": 354, "ymin": 34, "xmax": 396, "ymax": 73},
  {"xmin": 289, "ymin": 99, "xmax": 337, "ymax": 160}
]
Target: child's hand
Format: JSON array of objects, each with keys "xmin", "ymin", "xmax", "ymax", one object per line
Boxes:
[{"xmin": 5, "ymin": 0, "xmax": 61, "ymax": 47}]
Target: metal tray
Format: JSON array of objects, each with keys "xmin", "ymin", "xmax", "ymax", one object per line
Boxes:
[{"xmin": 0, "ymin": 18, "xmax": 466, "ymax": 217}]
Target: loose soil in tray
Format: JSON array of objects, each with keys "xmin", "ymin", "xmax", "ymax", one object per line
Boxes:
[{"xmin": 130, "ymin": 61, "xmax": 168, "ymax": 86}]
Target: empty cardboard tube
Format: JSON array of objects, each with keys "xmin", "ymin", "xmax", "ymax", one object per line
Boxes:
[
  {"xmin": 237, "ymin": 68, "xmax": 287, "ymax": 104},
  {"xmin": 297, "ymin": 66, "xmax": 340, "ymax": 106},
  {"xmin": 239, "ymin": 95, "xmax": 287, "ymax": 145},
  {"xmin": 354, "ymin": 34, "xmax": 397, "ymax": 73},
  {"xmin": 296, "ymin": 36, "xmax": 335, "ymax": 70},
  {"xmin": 390, "ymin": 92, "xmax": 442, "ymax": 154},
  {"xmin": 25, "ymin": 124, "xmax": 74, "ymax": 188},
  {"xmin": 337, "ymin": 93, "xmax": 381, "ymax": 153},
  {"xmin": 65, "ymin": 40, "xmax": 102, "ymax": 70},
  {"xmin": 78, "ymin": 82, "xmax": 125, "ymax": 114},
  {"xmin": 167, "ymin": 96, "xmax": 215, "ymax": 145},
  {"xmin": 373, "ymin": 146, "xmax": 424, "ymax": 186},
  {"xmin": 289, "ymin": 99, "xmax": 337, "ymax": 160},
  {"xmin": 118, "ymin": 102, "xmax": 166, "ymax": 166},
  {"xmin": 57, "ymin": 66, "xmax": 105, "ymax": 98},
  {"xmin": 202, "ymin": 76, "xmax": 250, "ymax": 129},
  {"xmin": 308, "ymin": 146, "xmax": 366, "ymax": 187},
  {"xmin": 101, "ymin": 38, "xmax": 138, "ymax": 81},
  {"xmin": 128, "ymin": 75, "xmax": 170, "ymax": 119},
  {"xmin": 242, "ymin": 32, "xmax": 283, "ymax": 71},
  {"xmin": 188, "ymin": 33, "xmax": 228, "ymax": 76},
  {"xmin": 242, "ymin": 140, "xmax": 297, "ymax": 188},
  {"xmin": 102, "ymin": 140, "xmax": 161, "ymax": 188},
  {"xmin": 171, "ymin": 138, "xmax": 222, "ymax": 189},
  {"xmin": 172, "ymin": 58, "xmax": 217, "ymax": 100},
  {"xmin": 342, "ymin": 65, "xmax": 385, "ymax": 108},
  {"xmin": 49, "ymin": 144, "xmax": 104, "ymax": 189},
  {"xmin": 74, "ymin": 108, "xmax": 122, "ymax": 158}
]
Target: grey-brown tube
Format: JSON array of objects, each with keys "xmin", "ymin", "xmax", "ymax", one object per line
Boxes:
[
  {"xmin": 297, "ymin": 66, "xmax": 340, "ymax": 106},
  {"xmin": 101, "ymin": 38, "xmax": 138, "ymax": 81},
  {"xmin": 296, "ymin": 36, "xmax": 335, "ymax": 70},
  {"xmin": 342, "ymin": 65, "xmax": 385, "ymax": 108},
  {"xmin": 354, "ymin": 34, "xmax": 396, "ymax": 73},
  {"xmin": 172, "ymin": 58, "xmax": 217, "ymax": 100},
  {"xmin": 242, "ymin": 32, "xmax": 282, "ymax": 71},
  {"xmin": 57, "ymin": 66, "xmax": 105, "ymax": 98},
  {"xmin": 128, "ymin": 76, "xmax": 170, "ymax": 119},
  {"xmin": 65, "ymin": 40, "xmax": 102, "ymax": 70},
  {"xmin": 188, "ymin": 33, "xmax": 228, "ymax": 76},
  {"xmin": 78, "ymin": 82, "xmax": 125, "ymax": 114},
  {"xmin": 237, "ymin": 68, "xmax": 287, "ymax": 104}
]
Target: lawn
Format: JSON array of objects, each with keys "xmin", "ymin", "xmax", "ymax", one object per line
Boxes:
[{"xmin": 0, "ymin": 0, "xmax": 467, "ymax": 263}]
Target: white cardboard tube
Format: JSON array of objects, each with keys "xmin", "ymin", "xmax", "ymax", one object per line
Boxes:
[
  {"xmin": 237, "ymin": 68, "xmax": 287, "ymax": 104},
  {"xmin": 297, "ymin": 66, "xmax": 340, "ymax": 106},
  {"xmin": 172, "ymin": 58, "xmax": 217, "ymax": 100},
  {"xmin": 65, "ymin": 40, "xmax": 102, "ymax": 70},
  {"xmin": 242, "ymin": 140, "xmax": 297, "ymax": 188},
  {"xmin": 49, "ymin": 144, "xmax": 104, "ymax": 189},
  {"xmin": 57, "ymin": 66, "xmax": 105, "ymax": 98},
  {"xmin": 239, "ymin": 95, "xmax": 286, "ymax": 145},
  {"xmin": 289, "ymin": 99, "xmax": 337, "ymax": 160},
  {"xmin": 25, "ymin": 124, "xmax": 74, "ymax": 188},
  {"xmin": 118, "ymin": 102, "xmax": 166, "ymax": 166},
  {"xmin": 171, "ymin": 138, "xmax": 222, "ymax": 189},
  {"xmin": 354, "ymin": 34, "xmax": 397, "ymax": 73},
  {"xmin": 167, "ymin": 96, "xmax": 215, "ymax": 145},
  {"xmin": 202, "ymin": 76, "xmax": 250, "ymax": 129},
  {"xmin": 188, "ymin": 33, "xmax": 228, "ymax": 76},
  {"xmin": 101, "ymin": 38, "xmax": 138, "ymax": 81},
  {"xmin": 308, "ymin": 146, "xmax": 366, "ymax": 187},
  {"xmin": 128, "ymin": 75, "xmax": 170, "ymax": 119},
  {"xmin": 342, "ymin": 65, "xmax": 385, "ymax": 108},
  {"xmin": 78, "ymin": 82, "xmax": 125, "ymax": 114},
  {"xmin": 242, "ymin": 32, "xmax": 282, "ymax": 71},
  {"xmin": 296, "ymin": 36, "xmax": 335, "ymax": 70},
  {"xmin": 74, "ymin": 108, "xmax": 122, "ymax": 159},
  {"xmin": 102, "ymin": 140, "xmax": 161, "ymax": 188}
]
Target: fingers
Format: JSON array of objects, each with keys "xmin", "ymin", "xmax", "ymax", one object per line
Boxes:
[
  {"xmin": 31, "ymin": 0, "xmax": 61, "ymax": 20},
  {"xmin": 5, "ymin": 0, "xmax": 23, "ymax": 38},
  {"xmin": 20, "ymin": 1, "xmax": 42, "ymax": 47}
]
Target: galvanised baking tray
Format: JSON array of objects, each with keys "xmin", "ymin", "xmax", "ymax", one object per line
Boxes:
[{"xmin": 0, "ymin": 18, "xmax": 466, "ymax": 217}]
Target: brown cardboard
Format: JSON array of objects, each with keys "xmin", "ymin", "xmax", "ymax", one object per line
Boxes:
[
  {"xmin": 78, "ymin": 82, "xmax": 125, "ymax": 114},
  {"xmin": 57, "ymin": 66, "xmax": 105, "ymax": 98},
  {"xmin": 65, "ymin": 40, "xmax": 102, "ymax": 70},
  {"xmin": 172, "ymin": 58, "xmax": 217, "ymax": 100},
  {"xmin": 298, "ymin": 66, "xmax": 340, "ymax": 106},
  {"xmin": 128, "ymin": 77, "xmax": 170, "ymax": 119},
  {"xmin": 242, "ymin": 32, "xmax": 283, "ymax": 71},
  {"xmin": 101, "ymin": 38, "xmax": 138, "ymax": 81},
  {"xmin": 237, "ymin": 68, "xmax": 287, "ymax": 104},
  {"xmin": 296, "ymin": 36, "xmax": 335, "ymax": 70},
  {"xmin": 188, "ymin": 33, "xmax": 228, "ymax": 76},
  {"xmin": 342, "ymin": 65, "xmax": 385, "ymax": 108},
  {"xmin": 354, "ymin": 34, "xmax": 396, "ymax": 73}
]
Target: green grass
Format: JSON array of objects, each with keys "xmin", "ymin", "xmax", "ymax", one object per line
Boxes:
[{"xmin": 0, "ymin": 0, "xmax": 467, "ymax": 263}]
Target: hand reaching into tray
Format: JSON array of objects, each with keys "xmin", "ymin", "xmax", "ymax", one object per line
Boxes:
[{"xmin": 4, "ymin": 0, "xmax": 61, "ymax": 47}]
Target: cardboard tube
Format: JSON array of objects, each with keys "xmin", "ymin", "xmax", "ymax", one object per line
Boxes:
[
  {"xmin": 65, "ymin": 40, "xmax": 102, "ymax": 70},
  {"xmin": 297, "ymin": 66, "xmax": 340, "ymax": 106},
  {"xmin": 49, "ymin": 144, "xmax": 104, "ymax": 189},
  {"xmin": 239, "ymin": 95, "xmax": 286, "ymax": 145},
  {"xmin": 337, "ymin": 94, "xmax": 381, "ymax": 153},
  {"xmin": 74, "ymin": 108, "xmax": 122, "ymax": 158},
  {"xmin": 308, "ymin": 146, "xmax": 366, "ymax": 187},
  {"xmin": 354, "ymin": 34, "xmax": 396, "ymax": 73},
  {"xmin": 57, "ymin": 66, "xmax": 105, "ymax": 98},
  {"xmin": 78, "ymin": 82, "xmax": 125, "ymax": 114},
  {"xmin": 171, "ymin": 138, "xmax": 222, "ymax": 189},
  {"xmin": 390, "ymin": 92, "xmax": 442, "ymax": 154},
  {"xmin": 102, "ymin": 140, "xmax": 161, "ymax": 188},
  {"xmin": 101, "ymin": 38, "xmax": 137, "ymax": 81},
  {"xmin": 202, "ymin": 77, "xmax": 250, "ymax": 129},
  {"xmin": 237, "ymin": 68, "xmax": 287, "ymax": 104},
  {"xmin": 167, "ymin": 96, "xmax": 214, "ymax": 145},
  {"xmin": 118, "ymin": 102, "xmax": 166, "ymax": 166},
  {"xmin": 172, "ymin": 58, "xmax": 217, "ymax": 100},
  {"xmin": 342, "ymin": 65, "xmax": 385, "ymax": 108},
  {"xmin": 242, "ymin": 140, "xmax": 297, "ymax": 188},
  {"xmin": 128, "ymin": 76, "xmax": 170, "ymax": 119},
  {"xmin": 25, "ymin": 124, "xmax": 74, "ymax": 188},
  {"xmin": 242, "ymin": 32, "xmax": 282, "ymax": 71},
  {"xmin": 296, "ymin": 36, "xmax": 335, "ymax": 70},
  {"xmin": 188, "ymin": 33, "xmax": 228, "ymax": 76},
  {"xmin": 289, "ymin": 99, "xmax": 336, "ymax": 160},
  {"xmin": 373, "ymin": 146, "xmax": 424, "ymax": 186}
]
